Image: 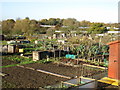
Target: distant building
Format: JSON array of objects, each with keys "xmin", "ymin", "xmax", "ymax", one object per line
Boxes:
[
  {"xmin": 106, "ymin": 27, "xmax": 111, "ymax": 29},
  {"xmin": 55, "ymin": 31, "xmax": 62, "ymax": 33},
  {"xmin": 107, "ymin": 31, "xmax": 120, "ymax": 33},
  {"xmin": 79, "ymin": 31, "xmax": 87, "ymax": 33},
  {"xmin": 79, "ymin": 27, "xmax": 89, "ymax": 29},
  {"xmin": 96, "ymin": 34, "xmax": 104, "ymax": 36},
  {"xmin": 107, "ymin": 27, "xmax": 119, "ymax": 30},
  {"xmin": 40, "ymin": 25, "xmax": 55, "ymax": 28}
]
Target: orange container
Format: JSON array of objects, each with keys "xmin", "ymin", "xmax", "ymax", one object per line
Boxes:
[{"xmin": 107, "ymin": 40, "xmax": 120, "ymax": 80}]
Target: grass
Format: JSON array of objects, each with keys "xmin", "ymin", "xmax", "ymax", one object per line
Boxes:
[
  {"xmin": 1, "ymin": 55, "xmax": 58, "ymax": 68},
  {"xmin": 35, "ymin": 58, "xmax": 57, "ymax": 64},
  {"xmin": 1, "ymin": 55, "xmax": 36, "ymax": 68},
  {"xmin": 1, "ymin": 41, "xmax": 7, "ymax": 45},
  {"xmin": 0, "ymin": 61, "xmax": 36, "ymax": 68},
  {"xmin": 1, "ymin": 58, "xmax": 56, "ymax": 68},
  {"xmin": 2, "ymin": 55, "xmax": 32, "ymax": 63}
]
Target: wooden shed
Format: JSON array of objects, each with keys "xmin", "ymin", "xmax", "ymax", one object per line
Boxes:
[{"xmin": 107, "ymin": 40, "xmax": 120, "ymax": 80}]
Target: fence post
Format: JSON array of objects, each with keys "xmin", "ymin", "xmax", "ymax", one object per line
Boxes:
[
  {"xmin": 81, "ymin": 64, "xmax": 83, "ymax": 76},
  {"xmin": 94, "ymin": 79, "xmax": 97, "ymax": 89},
  {"xmin": 79, "ymin": 76, "xmax": 82, "ymax": 84},
  {"xmin": 61, "ymin": 81, "xmax": 63, "ymax": 88}
]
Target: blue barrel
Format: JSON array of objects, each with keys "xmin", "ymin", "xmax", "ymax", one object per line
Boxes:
[
  {"xmin": 66, "ymin": 54, "xmax": 70, "ymax": 58},
  {"xmin": 65, "ymin": 54, "xmax": 76, "ymax": 59}
]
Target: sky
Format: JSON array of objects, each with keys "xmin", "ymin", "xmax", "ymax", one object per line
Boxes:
[{"xmin": 0, "ymin": 0, "xmax": 119, "ymax": 23}]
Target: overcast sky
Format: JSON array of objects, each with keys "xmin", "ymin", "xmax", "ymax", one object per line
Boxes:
[{"xmin": 0, "ymin": 0, "xmax": 119, "ymax": 23}]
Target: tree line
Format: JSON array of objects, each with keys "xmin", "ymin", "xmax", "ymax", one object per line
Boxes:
[{"xmin": 1, "ymin": 17, "xmax": 119, "ymax": 36}]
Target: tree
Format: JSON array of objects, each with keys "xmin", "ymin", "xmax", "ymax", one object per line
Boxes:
[
  {"xmin": 13, "ymin": 19, "xmax": 30, "ymax": 35},
  {"xmin": 25, "ymin": 17, "xmax": 30, "ymax": 20},
  {"xmin": 56, "ymin": 18, "xmax": 63, "ymax": 26},
  {"xmin": 48, "ymin": 18, "xmax": 57, "ymax": 25},
  {"xmin": 13, "ymin": 18, "xmax": 40, "ymax": 36},
  {"xmin": 40, "ymin": 18, "xmax": 63, "ymax": 26},
  {"xmin": 13, "ymin": 20, "xmax": 23, "ymax": 35},
  {"xmin": 62, "ymin": 18, "xmax": 77, "ymax": 26},
  {"xmin": 109, "ymin": 27, "xmax": 116, "ymax": 31},
  {"xmin": 40, "ymin": 19, "xmax": 48, "ymax": 25},
  {"xmin": 2, "ymin": 19, "xmax": 15, "ymax": 35},
  {"xmin": 88, "ymin": 23, "xmax": 108, "ymax": 34},
  {"xmin": 29, "ymin": 19, "xmax": 40, "ymax": 34},
  {"xmin": 80, "ymin": 20, "xmax": 91, "ymax": 27}
]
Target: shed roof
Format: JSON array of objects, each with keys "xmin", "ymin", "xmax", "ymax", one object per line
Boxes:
[{"xmin": 107, "ymin": 40, "xmax": 120, "ymax": 45}]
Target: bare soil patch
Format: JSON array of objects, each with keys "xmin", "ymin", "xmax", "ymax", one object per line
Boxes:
[{"xmin": 2, "ymin": 59, "xmax": 105, "ymax": 88}]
